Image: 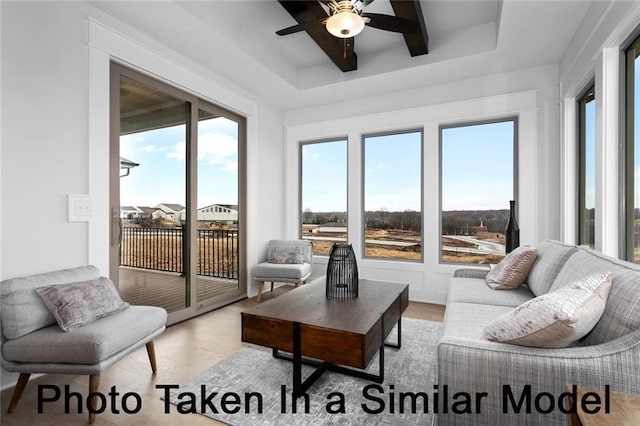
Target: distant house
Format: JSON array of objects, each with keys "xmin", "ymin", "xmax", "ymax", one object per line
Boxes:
[
  {"xmin": 120, "ymin": 206, "xmax": 144, "ymax": 219},
  {"xmin": 153, "ymin": 203, "xmax": 185, "ymax": 224},
  {"xmin": 179, "ymin": 204, "xmax": 238, "ymax": 225}
]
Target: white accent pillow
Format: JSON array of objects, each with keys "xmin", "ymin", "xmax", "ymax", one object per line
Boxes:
[
  {"xmin": 36, "ymin": 277, "xmax": 129, "ymax": 331},
  {"xmin": 268, "ymin": 246, "xmax": 305, "ymax": 264},
  {"xmin": 485, "ymin": 246, "xmax": 538, "ymax": 289},
  {"xmin": 482, "ymin": 273, "xmax": 612, "ymax": 348}
]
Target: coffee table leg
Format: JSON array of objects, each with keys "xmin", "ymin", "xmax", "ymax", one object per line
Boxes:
[
  {"xmin": 292, "ymin": 321, "xmax": 302, "ymax": 397},
  {"xmin": 274, "ymin": 317, "xmax": 402, "ymax": 397},
  {"xmin": 384, "ymin": 317, "xmax": 402, "ymax": 349}
]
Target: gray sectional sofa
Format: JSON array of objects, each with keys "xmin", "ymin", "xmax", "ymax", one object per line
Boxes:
[{"xmin": 437, "ymin": 240, "xmax": 640, "ymax": 425}]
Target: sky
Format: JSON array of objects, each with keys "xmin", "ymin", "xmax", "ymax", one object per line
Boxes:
[
  {"xmin": 441, "ymin": 121, "xmax": 515, "ymax": 211},
  {"xmin": 364, "ymin": 131, "xmax": 422, "ymax": 212},
  {"xmin": 301, "ymin": 140, "xmax": 348, "ymax": 213},
  {"xmin": 585, "ymin": 95, "xmax": 595, "ymax": 210},
  {"xmin": 120, "ymin": 116, "xmax": 238, "ymax": 208}
]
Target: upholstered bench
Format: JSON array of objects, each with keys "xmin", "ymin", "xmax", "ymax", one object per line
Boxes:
[{"xmin": 1, "ymin": 265, "xmax": 167, "ymax": 424}]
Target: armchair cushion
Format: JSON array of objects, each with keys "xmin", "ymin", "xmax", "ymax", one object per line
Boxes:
[
  {"xmin": 36, "ymin": 277, "xmax": 129, "ymax": 331},
  {"xmin": 252, "ymin": 262, "xmax": 312, "ymax": 281},
  {"xmin": 3, "ymin": 306, "xmax": 166, "ymax": 364}
]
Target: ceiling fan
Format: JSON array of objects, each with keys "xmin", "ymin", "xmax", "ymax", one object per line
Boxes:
[{"xmin": 275, "ymin": 0, "xmax": 419, "ymax": 39}]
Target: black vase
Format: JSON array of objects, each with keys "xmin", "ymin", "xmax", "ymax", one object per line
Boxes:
[
  {"xmin": 326, "ymin": 244, "xmax": 358, "ymax": 300},
  {"xmin": 505, "ymin": 200, "xmax": 520, "ymax": 254}
]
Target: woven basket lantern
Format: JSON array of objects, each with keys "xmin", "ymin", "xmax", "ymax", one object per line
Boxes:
[{"xmin": 325, "ymin": 243, "xmax": 358, "ymax": 299}]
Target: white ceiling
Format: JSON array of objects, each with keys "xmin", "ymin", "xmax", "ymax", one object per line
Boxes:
[{"xmin": 89, "ymin": 0, "xmax": 593, "ymax": 110}]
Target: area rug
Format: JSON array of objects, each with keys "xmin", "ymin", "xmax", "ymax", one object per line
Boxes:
[{"xmin": 166, "ymin": 318, "xmax": 441, "ymax": 425}]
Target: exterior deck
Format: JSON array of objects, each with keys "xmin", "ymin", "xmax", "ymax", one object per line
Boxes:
[{"xmin": 118, "ymin": 267, "xmax": 238, "ymax": 313}]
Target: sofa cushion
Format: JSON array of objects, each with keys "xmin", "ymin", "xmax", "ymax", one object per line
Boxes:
[
  {"xmin": 2, "ymin": 306, "xmax": 167, "ymax": 364},
  {"xmin": 485, "ymin": 246, "xmax": 537, "ymax": 289},
  {"xmin": 268, "ymin": 246, "xmax": 305, "ymax": 264},
  {"xmin": 526, "ymin": 240, "xmax": 578, "ymax": 296},
  {"xmin": 252, "ymin": 262, "xmax": 312, "ymax": 281},
  {"xmin": 550, "ymin": 247, "xmax": 640, "ymax": 345},
  {"xmin": 447, "ymin": 277, "xmax": 534, "ymax": 307},
  {"xmin": 1, "ymin": 266, "xmax": 100, "ymax": 340},
  {"xmin": 482, "ymin": 273, "xmax": 612, "ymax": 348},
  {"xmin": 441, "ymin": 302, "xmax": 515, "ymax": 340},
  {"xmin": 36, "ymin": 277, "xmax": 129, "ymax": 332}
]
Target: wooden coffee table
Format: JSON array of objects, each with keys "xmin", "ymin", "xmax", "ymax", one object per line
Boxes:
[{"xmin": 241, "ymin": 278, "xmax": 409, "ymax": 397}]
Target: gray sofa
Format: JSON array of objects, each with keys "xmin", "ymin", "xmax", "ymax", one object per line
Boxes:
[{"xmin": 437, "ymin": 240, "xmax": 640, "ymax": 425}]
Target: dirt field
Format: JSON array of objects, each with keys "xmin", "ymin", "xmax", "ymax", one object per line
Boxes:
[
  {"xmin": 307, "ymin": 229, "xmax": 422, "ymax": 260},
  {"xmin": 441, "ymin": 251, "xmax": 504, "ymax": 264},
  {"xmin": 309, "ymin": 229, "xmax": 505, "ymax": 264}
]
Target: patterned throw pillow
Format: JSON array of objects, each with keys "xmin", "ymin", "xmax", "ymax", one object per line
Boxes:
[
  {"xmin": 485, "ymin": 246, "xmax": 538, "ymax": 289},
  {"xmin": 268, "ymin": 246, "xmax": 305, "ymax": 264},
  {"xmin": 482, "ymin": 273, "xmax": 612, "ymax": 348},
  {"xmin": 36, "ymin": 277, "xmax": 129, "ymax": 331}
]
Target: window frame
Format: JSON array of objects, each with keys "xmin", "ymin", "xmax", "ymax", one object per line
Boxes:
[
  {"xmin": 577, "ymin": 83, "xmax": 596, "ymax": 248},
  {"xmin": 438, "ymin": 116, "xmax": 519, "ymax": 265},
  {"xmin": 623, "ymin": 34, "xmax": 640, "ymax": 262},
  {"xmin": 298, "ymin": 137, "xmax": 349, "ymax": 256},
  {"xmin": 361, "ymin": 128, "xmax": 424, "ymax": 262}
]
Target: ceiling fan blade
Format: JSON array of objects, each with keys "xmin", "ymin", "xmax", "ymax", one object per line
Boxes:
[
  {"xmin": 362, "ymin": 0, "xmax": 375, "ymax": 7},
  {"xmin": 342, "ymin": 37, "xmax": 355, "ymax": 59},
  {"xmin": 276, "ymin": 17, "xmax": 328, "ymax": 36},
  {"xmin": 362, "ymin": 13, "xmax": 419, "ymax": 33}
]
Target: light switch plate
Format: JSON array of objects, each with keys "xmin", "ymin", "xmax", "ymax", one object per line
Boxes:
[{"xmin": 68, "ymin": 194, "xmax": 92, "ymax": 222}]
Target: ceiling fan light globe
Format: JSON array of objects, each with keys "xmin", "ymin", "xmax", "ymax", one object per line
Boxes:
[{"xmin": 326, "ymin": 11, "xmax": 365, "ymax": 38}]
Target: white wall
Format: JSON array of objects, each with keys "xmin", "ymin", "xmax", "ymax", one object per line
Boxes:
[
  {"xmin": 1, "ymin": 1, "xmax": 285, "ymax": 388},
  {"xmin": 1, "ymin": 2, "xmax": 91, "ymax": 278},
  {"xmin": 283, "ymin": 65, "xmax": 561, "ymax": 304}
]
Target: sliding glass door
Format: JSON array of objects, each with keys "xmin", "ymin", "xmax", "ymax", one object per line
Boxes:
[{"xmin": 110, "ymin": 63, "xmax": 246, "ymax": 323}]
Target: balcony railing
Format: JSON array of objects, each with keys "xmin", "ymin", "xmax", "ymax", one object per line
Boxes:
[{"xmin": 120, "ymin": 226, "xmax": 238, "ymax": 279}]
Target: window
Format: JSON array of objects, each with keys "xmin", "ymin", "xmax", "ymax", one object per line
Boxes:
[
  {"xmin": 440, "ymin": 119, "xmax": 517, "ymax": 264},
  {"xmin": 300, "ymin": 140, "xmax": 348, "ymax": 256},
  {"xmin": 625, "ymin": 35, "xmax": 640, "ymax": 263},
  {"xmin": 578, "ymin": 85, "xmax": 596, "ymax": 249},
  {"xmin": 362, "ymin": 130, "xmax": 423, "ymax": 261}
]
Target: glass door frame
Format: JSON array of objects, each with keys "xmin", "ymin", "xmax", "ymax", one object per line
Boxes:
[{"xmin": 109, "ymin": 62, "xmax": 247, "ymax": 325}]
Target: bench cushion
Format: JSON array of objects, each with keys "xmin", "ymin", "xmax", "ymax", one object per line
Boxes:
[
  {"xmin": 1, "ymin": 266, "xmax": 100, "ymax": 339},
  {"xmin": 2, "ymin": 306, "xmax": 167, "ymax": 364}
]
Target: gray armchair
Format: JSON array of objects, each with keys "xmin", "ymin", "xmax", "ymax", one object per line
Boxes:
[
  {"xmin": 1, "ymin": 265, "xmax": 167, "ymax": 424},
  {"xmin": 252, "ymin": 239, "xmax": 313, "ymax": 302}
]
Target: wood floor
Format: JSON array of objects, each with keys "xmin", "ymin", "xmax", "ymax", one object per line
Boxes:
[{"xmin": 0, "ymin": 287, "xmax": 445, "ymax": 425}]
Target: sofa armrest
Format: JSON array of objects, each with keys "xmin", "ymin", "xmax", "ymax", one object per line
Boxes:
[
  {"xmin": 452, "ymin": 268, "xmax": 489, "ymax": 279},
  {"xmin": 436, "ymin": 330, "xmax": 640, "ymax": 424}
]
